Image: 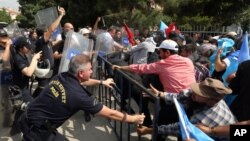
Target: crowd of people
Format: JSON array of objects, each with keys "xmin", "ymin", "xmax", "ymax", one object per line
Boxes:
[{"xmin": 0, "ymin": 5, "xmax": 250, "ymax": 141}]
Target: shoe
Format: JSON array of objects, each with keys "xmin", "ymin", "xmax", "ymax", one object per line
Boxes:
[{"xmin": 84, "ymin": 112, "xmax": 91, "ymax": 122}]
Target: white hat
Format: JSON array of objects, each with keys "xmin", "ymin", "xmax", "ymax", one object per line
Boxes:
[
  {"xmin": 79, "ymin": 28, "xmax": 90, "ymax": 35},
  {"xmin": 226, "ymin": 31, "xmax": 237, "ymax": 36},
  {"xmin": 158, "ymin": 39, "xmax": 178, "ymax": 51}
]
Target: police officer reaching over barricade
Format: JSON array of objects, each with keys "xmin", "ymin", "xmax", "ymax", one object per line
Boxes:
[
  {"xmin": 33, "ymin": 7, "xmax": 65, "ymax": 98},
  {"xmin": 19, "ymin": 54, "xmax": 145, "ymax": 141}
]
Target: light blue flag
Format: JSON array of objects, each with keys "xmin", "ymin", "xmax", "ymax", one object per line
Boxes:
[
  {"xmin": 173, "ymin": 98, "xmax": 214, "ymax": 141},
  {"xmin": 238, "ymin": 32, "xmax": 250, "ymax": 64},
  {"xmin": 159, "ymin": 21, "xmax": 168, "ymax": 37},
  {"xmin": 222, "ymin": 50, "xmax": 239, "ymax": 86},
  {"xmin": 160, "ymin": 21, "xmax": 168, "ymax": 31},
  {"xmin": 209, "ymin": 38, "xmax": 235, "ymax": 74}
]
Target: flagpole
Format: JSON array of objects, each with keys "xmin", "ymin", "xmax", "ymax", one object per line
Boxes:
[{"xmin": 173, "ymin": 98, "xmax": 190, "ymax": 139}]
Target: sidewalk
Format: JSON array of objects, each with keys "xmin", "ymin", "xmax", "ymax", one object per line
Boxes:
[{"xmin": 0, "ymin": 110, "xmax": 152, "ymax": 141}]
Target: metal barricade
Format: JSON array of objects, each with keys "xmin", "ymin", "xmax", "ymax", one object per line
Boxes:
[{"xmin": 96, "ymin": 55, "xmax": 161, "ymax": 141}]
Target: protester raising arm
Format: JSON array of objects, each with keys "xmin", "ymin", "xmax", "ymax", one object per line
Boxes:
[{"xmin": 215, "ymin": 48, "xmax": 227, "ymax": 72}]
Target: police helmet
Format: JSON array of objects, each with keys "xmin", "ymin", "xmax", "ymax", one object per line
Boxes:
[{"xmin": 34, "ymin": 59, "xmax": 52, "ymax": 78}]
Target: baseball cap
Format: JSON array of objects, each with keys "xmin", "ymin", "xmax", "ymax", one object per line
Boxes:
[
  {"xmin": 0, "ymin": 29, "xmax": 8, "ymax": 37},
  {"xmin": 15, "ymin": 37, "xmax": 32, "ymax": 50},
  {"xmin": 158, "ymin": 39, "xmax": 179, "ymax": 51},
  {"xmin": 190, "ymin": 78, "xmax": 232, "ymax": 100}
]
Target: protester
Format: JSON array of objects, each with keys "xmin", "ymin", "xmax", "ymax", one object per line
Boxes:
[
  {"xmin": 19, "ymin": 54, "xmax": 145, "ymax": 141},
  {"xmin": 124, "ymin": 36, "xmax": 157, "ymax": 64},
  {"xmin": 113, "ymin": 39, "xmax": 196, "ymax": 141},
  {"xmin": 179, "ymin": 43, "xmax": 210, "ymax": 82},
  {"xmin": 112, "ymin": 39, "xmax": 195, "ymax": 93},
  {"xmin": 137, "ymin": 78, "xmax": 237, "ymax": 140}
]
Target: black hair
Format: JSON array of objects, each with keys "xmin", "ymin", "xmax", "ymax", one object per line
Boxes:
[{"xmin": 36, "ymin": 24, "xmax": 47, "ymax": 37}]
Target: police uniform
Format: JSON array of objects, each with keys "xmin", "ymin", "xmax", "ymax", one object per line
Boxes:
[
  {"xmin": 0, "ymin": 44, "xmax": 13, "ymax": 127},
  {"xmin": 33, "ymin": 36, "xmax": 54, "ymax": 97},
  {"xmin": 12, "ymin": 46, "xmax": 33, "ymax": 102},
  {"xmin": 20, "ymin": 72, "xmax": 103, "ymax": 141},
  {"xmin": 10, "ymin": 37, "xmax": 34, "ymax": 135}
]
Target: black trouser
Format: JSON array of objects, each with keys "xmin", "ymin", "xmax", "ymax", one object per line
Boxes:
[
  {"xmin": 1, "ymin": 85, "xmax": 12, "ymax": 127},
  {"xmin": 10, "ymin": 87, "xmax": 33, "ymax": 135},
  {"xmin": 33, "ymin": 78, "xmax": 49, "ymax": 98},
  {"xmin": 19, "ymin": 113, "xmax": 68, "ymax": 141},
  {"xmin": 157, "ymin": 100, "xmax": 181, "ymax": 141}
]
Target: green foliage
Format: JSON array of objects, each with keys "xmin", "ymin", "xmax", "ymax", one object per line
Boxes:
[
  {"xmin": 0, "ymin": 9, "xmax": 12, "ymax": 23},
  {"xmin": 16, "ymin": 0, "xmax": 250, "ymax": 30},
  {"xmin": 17, "ymin": 0, "xmax": 57, "ymax": 27}
]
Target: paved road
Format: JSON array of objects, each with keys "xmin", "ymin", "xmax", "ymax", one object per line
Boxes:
[{"xmin": 0, "ymin": 110, "xmax": 154, "ymax": 141}]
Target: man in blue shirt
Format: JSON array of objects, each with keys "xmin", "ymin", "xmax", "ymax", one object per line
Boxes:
[{"xmin": 19, "ymin": 54, "xmax": 145, "ymax": 141}]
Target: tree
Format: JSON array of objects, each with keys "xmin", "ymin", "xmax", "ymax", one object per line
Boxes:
[
  {"xmin": 17, "ymin": 0, "xmax": 57, "ymax": 27},
  {"xmin": 16, "ymin": 0, "xmax": 250, "ymax": 32},
  {"xmin": 0, "ymin": 9, "xmax": 12, "ymax": 23}
]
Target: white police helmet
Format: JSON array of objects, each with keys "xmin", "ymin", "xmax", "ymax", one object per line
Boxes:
[{"xmin": 34, "ymin": 59, "xmax": 52, "ymax": 78}]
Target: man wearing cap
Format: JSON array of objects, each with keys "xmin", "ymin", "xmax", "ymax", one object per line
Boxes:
[
  {"xmin": 0, "ymin": 29, "xmax": 13, "ymax": 127},
  {"xmin": 113, "ymin": 39, "xmax": 195, "ymax": 140},
  {"xmin": 137, "ymin": 78, "xmax": 237, "ymax": 140},
  {"xmin": 113, "ymin": 39, "xmax": 195, "ymax": 93},
  {"xmin": 10, "ymin": 37, "xmax": 42, "ymax": 135}
]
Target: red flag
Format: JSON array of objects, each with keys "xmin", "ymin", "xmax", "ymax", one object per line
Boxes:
[
  {"xmin": 165, "ymin": 22, "xmax": 176, "ymax": 38},
  {"xmin": 124, "ymin": 23, "xmax": 135, "ymax": 46}
]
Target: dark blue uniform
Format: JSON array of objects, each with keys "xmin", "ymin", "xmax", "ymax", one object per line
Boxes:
[
  {"xmin": 12, "ymin": 52, "xmax": 30, "ymax": 89},
  {"xmin": 33, "ymin": 36, "xmax": 54, "ymax": 97},
  {"xmin": 20, "ymin": 72, "xmax": 103, "ymax": 141},
  {"xmin": 10, "ymin": 51, "xmax": 33, "ymax": 135}
]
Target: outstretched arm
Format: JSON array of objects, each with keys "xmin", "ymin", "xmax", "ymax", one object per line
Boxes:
[
  {"xmin": 112, "ymin": 65, "xmax": 131, "ymax": 72},
  {"xmin": 197, "ymin": 120, "xmax": 250, "ymax": 137},
  {"xmin": 96, "ymin": 105, "xmax": 145, "ymax": 124},
  {"xmin": 81, "ymin": 78, "xmax": 115, "ymax": 88}
]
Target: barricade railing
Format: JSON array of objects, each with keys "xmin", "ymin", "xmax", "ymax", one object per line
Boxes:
[{"xmin": 95, "ymin": 54, "xmax": 161, "ymax": 141}]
